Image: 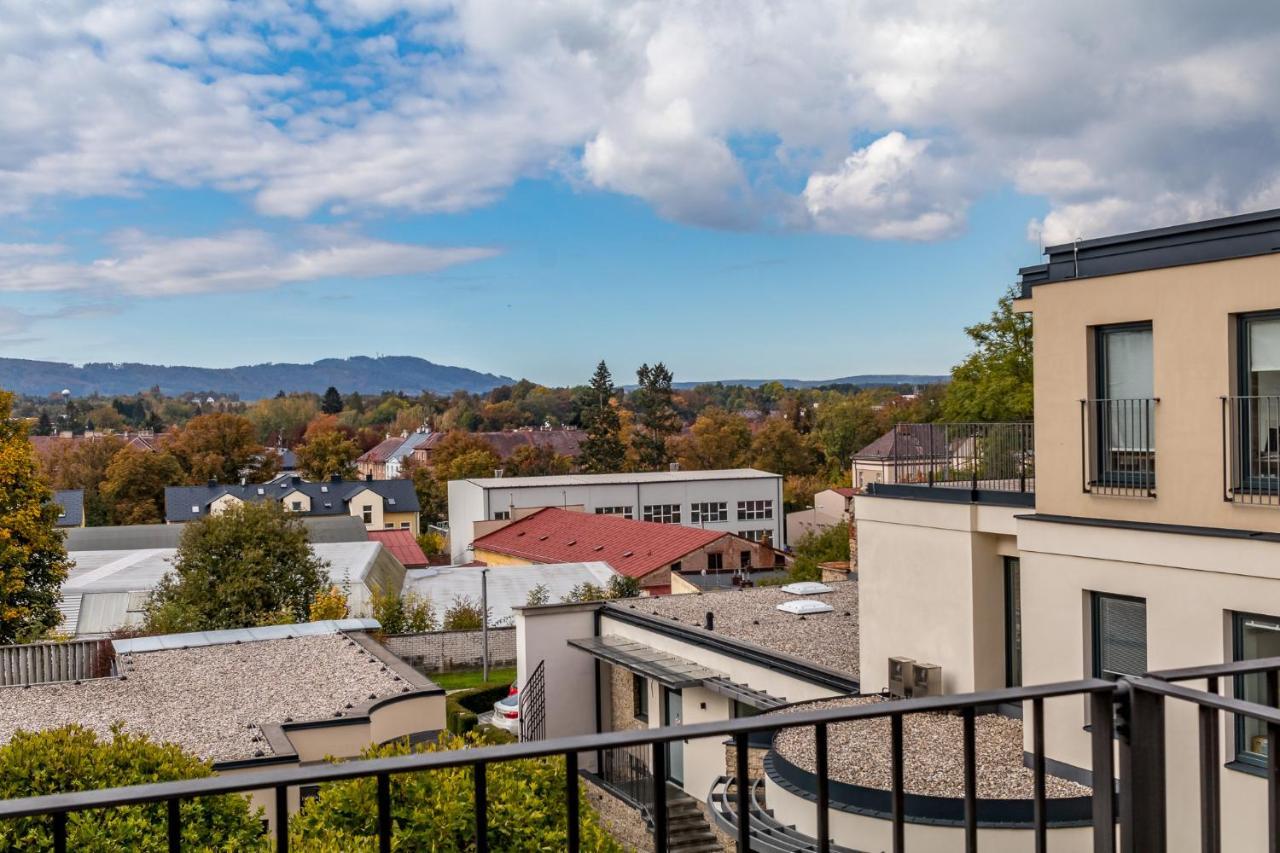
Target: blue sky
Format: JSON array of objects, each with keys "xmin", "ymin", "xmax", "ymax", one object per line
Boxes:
[{"xmin": 2, "ymin": 2, "xmax": 1276, "ymax": 387}]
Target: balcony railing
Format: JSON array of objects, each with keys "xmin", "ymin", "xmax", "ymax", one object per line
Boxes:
[
  {"xmin": 885, "ymin": 422, "xmax": 1034, "ymax": 496},
  {"xmin": 1081, "ymin": 398, "xmax": 1158, "ymax": 497},
  {"xmin": 1223, "ymin": 396, "xmax": 1280, "ymax": 504},
  {"xmin": 4, "ymin": 657, "xmax": 1280, "ymax": 853}
]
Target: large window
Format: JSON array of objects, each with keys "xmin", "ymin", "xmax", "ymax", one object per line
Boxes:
[
  {"xmin": 707, "ymin": 553, "xmax": 723, "ymax": 570},
  {"xmin": 632, "ymin": 673, "xmax": 649, "ymax": 722},
  {"xmin": 691, "ymin": 502, "xmax": 727, "ymax": 524},
  {"xmin": 595, "ymin": 506, "xmax": 634, "ymax": 519},
  {"xmin": 1237, "ymin": 313, "xmax": 1280, "ymax": 488},
  {"xmin": 643, "ymin": 504, "xmax": 681, "ymax": 524},
  {"xmin": 361, "ymin": 504, "xmax": 373, "ymax": 524},
  {"xmin": 1091, "ymin": 593, "xmax": 1147, "ymax": 680},
  {"xmin": 1233, "ymin": 612, "xmax": 1280, "ymax": 765},
  {"xmin": 1004, "ymin": 557, "xmax": 1022, "ymax": 688},
  {"xmin": 1094, "ymin": 323, "xmax": 1155, "ymax": 487},
  {"xmin": 737, "ymin": 500, "xmax": 773, "ymax": 520}
]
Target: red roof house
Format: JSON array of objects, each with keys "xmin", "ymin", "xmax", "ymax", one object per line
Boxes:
[{"xmin": 368, "ymin": 529, "xmax": 430, "ymax": 568}]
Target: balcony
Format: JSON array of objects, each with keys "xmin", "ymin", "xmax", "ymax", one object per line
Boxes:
[
  {"xmin": 1081, "ymin": 398, "xmax": 1158, "ymax": 498},
  {"xmin": 1223, "ymin": 395, "xmax": 1280, "ymax": 505},
  {"xmin": 862, "ymin": 422, "xmax": 1034, "ymax": 506},
  {"xmin": 1, "ymin": 657, "xmax": 1279, "ymax": 852}
]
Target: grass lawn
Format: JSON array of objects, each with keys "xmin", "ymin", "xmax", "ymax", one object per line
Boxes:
[{"xmin": 431, "ymin": 666, "xmax": 516, "ymax": 691}]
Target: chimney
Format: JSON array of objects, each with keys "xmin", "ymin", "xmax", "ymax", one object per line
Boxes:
[
  {"xmin": 291, "ymin": 475, "xmax": 300, "ymax": 485},
  {"xmin": 494, "ymin": 468, "xmax": 504, "ymax": 478},
  {"xmin": 704, "ymin": 611, "xmax": 714, "ymax": 631},
  {"xmin": 365, "ymin": 473, "xmax": 373, "ymax": 482},
  {"xmin": 206, "ymin": 478, "xmax": 217, "ymax": 488},
  {"xmin": 669, "ymin": 462, "xmax": 680, "ymax": 472},
  {"xmin": 330, "ymin": 473, "xmax": 341, "ymax": 483}
]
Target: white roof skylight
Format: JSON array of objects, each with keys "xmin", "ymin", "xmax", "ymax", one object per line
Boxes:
[
  {"xmin": 776, "ymin": 600, "xmax": 835, "ymax": 616},
  {"xmin": 781, "ymin": 582, "xmax": 833, "ymax": 596}
]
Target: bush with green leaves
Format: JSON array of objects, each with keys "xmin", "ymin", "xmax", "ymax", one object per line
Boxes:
[
  {"xmin": 371, "ymin": 590, "xmax": 438, "ymax": 635},
  {"xmin": 0, "ymin": 725, "xmax": 266, "ymax": 852},
  {"xmin": 442, "ymin": 595, "xmax": 487, "ymax": 631},
  {"xmin": 787, "ymin": 521, "xmax": 850, "ymax": 582},
  {"xmin": 290, "ymin": 733, "xmax": 625, "ymax": 851}
]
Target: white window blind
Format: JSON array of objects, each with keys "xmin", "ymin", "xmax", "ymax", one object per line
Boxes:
[
  {"xmin": 1096, "ymin": 594, "xmax": 1147, "ymax": 679},
  {"xmin": 1103, "ymin": 328, "xmax": 1154, "ymax": 399},
  {"xmin": 1249, "ymin": 318, "xmax": 1280, "ymax": 373}
]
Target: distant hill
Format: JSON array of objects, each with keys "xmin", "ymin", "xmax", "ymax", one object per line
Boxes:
[
  {"xmin": 669, "ymin": 375, "xmax": 950, "ymax": 390},
  {"xmin": 0, "ymin": 356, "xmax": 515, "ymax": 399}
]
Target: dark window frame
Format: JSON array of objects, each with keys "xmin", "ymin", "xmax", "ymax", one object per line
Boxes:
[
  {"xmin": 631, "ymin": 673, "xmax": 649, "ymax": 722},
  {"xmin": 1232, "ymin": 610, "xmax": 1280, "ymax": 767},
  {"xmin": 1235, "ymin": 310, "xmax": 1280, "ymax": 493},
  {"xmin": 1090, "ymin": 591, "xmax": 1148, "ymax": 682},
  {"xmin": 1004, "ymin": 556, "xmax": 1022, "ymax": 688},
  {"xmin": 707, "ymin": 552, "xmax": 723, "ymax": 570},
  {"xmin": 1092, "ymin": 321, "xmax": 1156, "ymax": 489}
]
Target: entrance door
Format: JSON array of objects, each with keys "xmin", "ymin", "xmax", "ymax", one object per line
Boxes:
[{"xmin": 662, "ymin": 688, "xmax": 683, "ymax": 785}]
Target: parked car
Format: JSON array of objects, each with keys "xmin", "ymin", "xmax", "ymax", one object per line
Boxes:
[{"xmin": 492, "ymin": 685, "xmax": 520, "ymax": 735}]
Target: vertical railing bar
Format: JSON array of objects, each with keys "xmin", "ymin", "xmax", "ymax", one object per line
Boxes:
[
  {"xmin": 1033, "ymin": 696, "xmax": 1047, "ymax": 853},
  {"xmin": 962, "ymin": 706, "xmax": 978, "ymax": 853},
  {"xmin": 275, "ymin": 784, "xmax": 289, "ymax": 853},
  {"xmin": 652, "ymin": 742, "xmax": 669, "ymax": 853},
  {"xmin": 1199, "ymin": 676, "xmax": 1221, "ymax": 853},
  {"xmin": 1269, "ymin": 720, "xmax": 1280, "ymax": 853},
  {"xmin": 52, "ymin": 811, "xmax": 66, "ymax": 853},
  {"xmin": 167, "ymin": 798, "xmax": 181, "ymax": 853},
  {"xmin": 566, "ymin": 750, "xmax": 580, "ymax": 853},
  {"xmin": 377, "ymin": 772, "xmax": 392, "ymax": 853},
  {"xmin": 1090, "ymin": 690, "xmax": 1116, "ymax": 853},
  {"xmin": 735, "ymin": 732, "xmax": 751, "ymax": 852},
  {"xmin": 891, "ymin": 713, "xmax": 905, "ymax": 853},
  {"xmin": 815, "ymin": 723, "xmax": 830, "ymax": 853},
  {"xmin": 474, "ymin": 762, "xmax": 488, "ymax": 853}
]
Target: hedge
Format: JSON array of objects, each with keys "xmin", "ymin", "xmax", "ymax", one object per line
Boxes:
[{"xmin": 446, "ymin": 681, "xmax": 515, "ymax": 736}]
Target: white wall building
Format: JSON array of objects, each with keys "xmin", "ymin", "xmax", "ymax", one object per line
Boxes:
[{"xmin": 446, "ymin": 468, "xmax": 784, "ymax": 562}]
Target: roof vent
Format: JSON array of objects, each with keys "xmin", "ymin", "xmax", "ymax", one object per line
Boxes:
[
  {"xmin": 622, "ymin": 550, "xmax": 634, "ymax": 558},
  {"xmin": 781, "ymin": 582, "xmax": 833, "ymax": 596},
  {"xmin": 321, "ymin": 485, "xmax": 328, "ymax": 493},
  {"xmin": 494, "ymin": 468, "xmax": 504, "ymax": 478},
  {"xmin": 566, "ymin": 539, "xmax": 576, "ymax": 546},
  {"xmin": 388, "ymin": 498, "xmax": 396, "ymax": 506},
  {"xmin": 257, "ymin": 488, "xmax": 265, "ymax": 495},
  {"xmin": 190, "ymin": 505, "xmax": 200, "ymax": 513},
  {"xmin": 516, "ymin": 531, "xmax": 526, "ymax": 537},
  {"xmin": 538, "ymin": 534, "xmax": 549, "ymax": 541},
  {"xmin": 593, "ymin": 545, "xmax": 604, "ymax": 552},
  {"xmin": 777, "ymin": 600, "xmax": 834, "ymax": 616}
]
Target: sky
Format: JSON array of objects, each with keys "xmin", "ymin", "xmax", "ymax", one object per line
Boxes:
[{"xmin": 2, "ymin": 1, "xmax": 1279, "ymax": 387}]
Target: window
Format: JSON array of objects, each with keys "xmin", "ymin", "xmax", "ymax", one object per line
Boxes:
[
  {"xmin": 737, "ymin": 500, "xmax": 773, "ymax": 520},
  {"xmin": 1004, "ymin": 557, "xmax": 1022, "ymax": 688},
  {"xmin": 643, "ymin": 504, "xmax": 681, "ymax": 524},
  {"xmin": 740, "ymin": 550, "xmax": 752, "ymax": 568},
  {"xmin": 400, "ymin": 521, "xmax": 411, "ymax": 529},
  {"xmin": 1236, "ymin": 313, "xmax": 1280, "ymax": 489},
  {"xmin": 1093, "ymin": 323, "xmax": 1155, "ymax": 487},
  {"xmin": 690, "ymin": 501, "xmax": 727, "ymax": 524},
  {"xmin": 671, "ymin": 561, "xmax": 682, "ymax": 572},
  {"xmin": 594, "ymin": 506, "xmax": 634, "ymax": 519},
  {"xmin": 493, "ymin": 510, "xmax": 510, "ymax": 521},
  {"xmin": 1091, "ymin": 593, "xmax": 1147, "ymax": 681},
  {"xmin": 707, "ymin": 553, "xmax": 723, "ymax": 570},
  {"xmin": 730, "ymin": 700, "xmax": 761, "ymax": 719},
  {"xmin": 737, "ymin": 529, "xmax": 769, "ymax": 543},
  {"xmin": 632, "ymin": 673, "xmax": 649, "ymax": 721},
  {"xmin": 1233, "ymin": 612, "xmax": 1280, "ymax": 765},
  {"xmin": 361, "ymin": 504, "xmax": 373, "ymax": 524},
  {"xmin": 290, "ymin": 500, "xmax": 302, "ymax": 511},
  {"xmin": 384, "ymin": 523, "xmax": 393, "ymax": 529}
]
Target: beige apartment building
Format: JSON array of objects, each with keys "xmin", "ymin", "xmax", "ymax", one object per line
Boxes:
[{"xmin": 858, "ymin": 208, "xmax": 1280, "ymax": 851}]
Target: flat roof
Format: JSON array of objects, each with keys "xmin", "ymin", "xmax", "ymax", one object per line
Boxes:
[
  {"xmin": 460, "ymin": 468, "xmax": 780, "ymax": 488},
  {"xmin": 606, "ymin": 580, "xmax": 859, "ymax": 679},
  {"xmin": 0, "ymin": 632, "xmax": 411, "ymax": 763}
]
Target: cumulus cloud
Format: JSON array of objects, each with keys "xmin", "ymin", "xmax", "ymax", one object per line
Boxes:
[
  {"xmin": 0, "ymin": 231, "xmax": 497, "ymax": 296},
  {"xmin": 2, "ymin": 1, "xmax": 1280, "ymax": 240}
]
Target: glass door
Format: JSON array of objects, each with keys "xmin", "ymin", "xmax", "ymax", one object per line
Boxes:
[{"xmin": 662, "ymin": 688, "xmax": 683, "ymax": 786}]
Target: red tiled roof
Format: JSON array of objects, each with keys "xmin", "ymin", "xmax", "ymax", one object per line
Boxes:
[
  {"xmin": 358, "ymin": 437, "xmax": 405, "ymax": 464},
  {"xmin": 472, "ymin": 507, "xmax": 723, "ymax": 579},
  {"xmin": 831, "ymin": 487, "xmax": 855, "ymax": 498},
  {"xmin": 368, "ymin": 529, "xmax": 429, "ymax": 568}
]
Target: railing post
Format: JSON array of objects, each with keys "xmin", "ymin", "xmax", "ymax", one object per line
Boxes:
[
  {"xmin": 1199, "ymin": 677, "xmax": 1221, "ymax": 853},
  {"xmin": 167, "ymin": 798, "xmax": 181, "ymax": 853},
  {"xmin": 565, "ymin": 751, "xmax": 580, "ymax": 853},
  {"xmin": 735, "ymin": 732, "xmax": 750, "ymax": 852},
  {"xmin": 652, "ymin": 742, "xmax": 668, "ymax": 853},
  {"xmin": 815, "ymin": 723, "xmax": 830, "ymax": 853},
  {"xmin": 1090, "ymin": 690, "xmax": 1116, "ymax": 853},
  {"xmin": 275, "ymin": 784, "xmax": 289, "ymax": 853},
  {"xmin": 1117, "ymin": 682, "xmax": 1166, "ymax": 853},
  {"xmin": 473, "ymin": 762, "xmax": 488, "ymax": 853},
  {"xmin": 377, "ymin": 772, "xmax": 393, "ymax": 853},
  {"xmin": 890, "ymin": 713, "xmax": 905, "ymax": 853}
]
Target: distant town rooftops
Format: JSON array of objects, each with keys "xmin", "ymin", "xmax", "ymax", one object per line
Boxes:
[
  {"xmin": 460, "ymin": 467, "xmax": 780, "ymax": 488},
  {"xmin": 606, "ymin": 579, "xmax": 859, "ymax": 679},
  {"xmin": 472, "ymin": 507, "xmax": 724, "ymax": 579},
  {"xmin": 164, "ymin": 475, "xmax": 418, "ymax": 522},
  {"xmin": 0, "ymin": 629, "xmax": 427, "ymax": 764},
  {"xmin": 421, "ymin": 428, "xmax": 587, "ymax": 460}
]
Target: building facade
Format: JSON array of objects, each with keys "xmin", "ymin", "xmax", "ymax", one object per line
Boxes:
[{"xmin": 165, "ymin": 475, "xmax": 420, "ymax": 534}]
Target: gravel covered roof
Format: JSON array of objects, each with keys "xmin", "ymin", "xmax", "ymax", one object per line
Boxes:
[
  {"xmin": 607, "ymin": 580, "xmax": 859, "ymax": 678},
  {"xmin": 0, "ymin": 634, "xmax": 407, "ymax": 763},
  {"xmin": 772, "ymin": 697, "xmax": 1090, "ymax": 799}
]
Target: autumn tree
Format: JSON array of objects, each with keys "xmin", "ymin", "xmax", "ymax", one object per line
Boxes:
[
  {"xmin": 321, "ymin": 386, "xmax": 344, "ymax": 415},
  {"xmin": 295, "ymin": 416, "xmax": 360, "ymax": 481},
  {"xmin": 41, "ymin": 434, "xmax": 126, "ymax": 526},
  {"xmin": 630, "ymin": 362, "xmax": 681, "ymax": 470},
  {"xmin": 752, "ymin": 417, "xmax": 819, "ymax": 476},
  {"xmin": 0, "ymin": 391, "xmax": 71, "ymax": 643},
  {"xmin": 506, "ymin": 444, "xmax": 572, "ymax": 477},
  {"xmin": 673, "ymin": 408, "xmax": 752, "ymax": 470},
  {"xmin": 579, "ymin": 360, "xmax": 626, "ymax": 473},
  {"xmin": 101, "ymin": 447, "xmax": 185, "ymax": 525},
  {"xmin": 167, "ymin": 413, "xmax": 276, "ymax": 485},
  {"xmin": 246, "ymin": 394, "xmax": 319, "ymax": 446},
  {"xmin": 813, "ymin": 398, "xmax": 881, "ymax": 477},
  {"xmin": 144, "ymin": 501, "xmax": 328, "ymax": 633},
  {"xmin": 942, "ymin": 285, "xmax": 1034, "ymax": 422}
]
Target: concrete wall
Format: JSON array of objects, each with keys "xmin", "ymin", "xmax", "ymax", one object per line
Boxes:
[
  {"xmin": 514, "ymin": 602, "xmax": 603, "ymax": 744},
  {"xmin": 383, "ymin": 627, "xmax": 517, "ymax": 673},
  {"xmin": 1023, "ymin": 251, "xmax": 1280, "ymax": 532},
  {"xmin": 856, "ymin": 494, "xmax": 1019, "ymax": 694}
]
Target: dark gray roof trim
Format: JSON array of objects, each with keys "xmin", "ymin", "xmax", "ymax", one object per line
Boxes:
[{"xmin": 1019, "ymin": 207, "xmax": 1280, "ymax": 295}]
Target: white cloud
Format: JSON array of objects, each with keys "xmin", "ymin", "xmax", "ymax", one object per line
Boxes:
[
  {"xmin": 0, "ymin": 231, "xmax": 497, "ymax": 296},
  {"xmin": 2, "ymin": 1, "xmax": 1280, "ymax": 240}
]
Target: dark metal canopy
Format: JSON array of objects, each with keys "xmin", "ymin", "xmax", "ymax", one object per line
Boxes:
[
  {"xmin": 701, "ymin": 677, "xmax": 787, "ymax": 710},
  {"xmin": 568, "ymin": 635, "xmax": 722, "ymax": 688}
]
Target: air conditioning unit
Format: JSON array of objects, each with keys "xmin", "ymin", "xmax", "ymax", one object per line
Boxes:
[
  {"xmin": 888, "ymin": 657, "xmax": 914, "ymax": 698},
  {"xmin": 911, "ymin": 662, "xmax": 943, "ymax": 698}
]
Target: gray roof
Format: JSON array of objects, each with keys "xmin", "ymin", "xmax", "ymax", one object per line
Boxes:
[
  {"xmin": 63, "ymin": 515, "xmax": 370, "ymax": 551},
  {"xmin": 164, "ymin": 476, "xmax": 419, "ymax": 522},
  {"xmin": 387, "ymin": 432, "xmax": 432, "ymax": 464},
  {"xmin": 53, "ymin": 490, "xmax": 83, "ymax": 527},
  {"xmin": 461, "ymin": 468, "xmax": 780, "ymax": 489},
  {"xmin": 112, "ymin": 619, "xmax": 380, "ymax": 654},
  {"xmin": 402, "ymin": 561, "xmax": 616, "ymax": 626}
]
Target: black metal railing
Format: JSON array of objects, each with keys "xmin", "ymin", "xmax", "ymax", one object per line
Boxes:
[
  {"xmin": 597, "ymin": 743, "xmax": 657, "ymax": 819},
  {"xmin": 887, "ymin": 422, "xmax": 1034, "ymax": 494},
  {"xmin": 3, "ymin": 659, "xmax": 1280, "ymax": 853},
  {"xmin": 1222, "ymin": 396, "xmax": 1280, "ymax": 504},
  {"xmin": 1082, "ymin": 398, "xmax": 1158, "ymax": 497},
  {"xmin": 520, "ymin": 660, "xmax": 546, "ymax": 742}
]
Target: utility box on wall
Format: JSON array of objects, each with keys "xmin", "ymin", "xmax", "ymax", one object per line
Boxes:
[
  {"xmin": 910, "ymin": 661, "xmax": 943, "ymax": 698},
  {"xmin": 888, "ymin": 656, "xmax": 914, "ymax": 698}
]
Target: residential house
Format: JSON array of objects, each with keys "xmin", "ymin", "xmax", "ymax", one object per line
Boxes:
[
  {"xmin": 164, "ymin": 474, "xmax": 421, "ymax": 534},
  {"xmin": 356, "ymin": 430, "xmax": 433, "ymax": 480},
  {"xmin": 52, "ymin": 489, "xmax": 84, "ymax": 528},
  {"xmin": 446, "ymin": 468, "xmax": 784, "ymax": 562},
  {"xmin": 785, "ymin": 486, "xmax": 853, "ymax": 543},
  {"xmin": 856, "ymin": 207, "xmax": 1280, "ymax": 850},
  {"xmin": 470, "ymin": 507, "xmax": 780, "ymax": 595}
]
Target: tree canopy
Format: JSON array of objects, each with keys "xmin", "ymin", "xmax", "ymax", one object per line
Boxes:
[
  {"xmin": 100, "ymin": 447, "xmax": 184, "ymax": 525},
  {"xmin": 630, "ymin": 362, "xmax": 681, "ymax": 470},
  {"xmin": 942, "ymin": 286, "xmax": 1034, "ymax": 422},
  {"xmin": 144, "ymin": 501, "xmax": 328, "ymax": 633},
  {"xmin": 167, "ymin": 412, "xmax": 276, "ymax": 484},
  {"xmin": 579, "ymin": 360, "xmax": 626, "ymax": 473}
]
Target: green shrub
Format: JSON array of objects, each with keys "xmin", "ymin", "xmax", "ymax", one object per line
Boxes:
[
  {"xmin": 457, "ymin": 683, "xmax": 513, "ymax": 715},
  {"xmin": 0, "ymin": 725, "xmax": 266, "ymax": 852},
  {"xmin": 290, "ymin": 733, "xmax": 626, "ymax": 851},
  {"xmin": 446, "ymin": 696, "xmax": 479, "ymax": 735}
]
